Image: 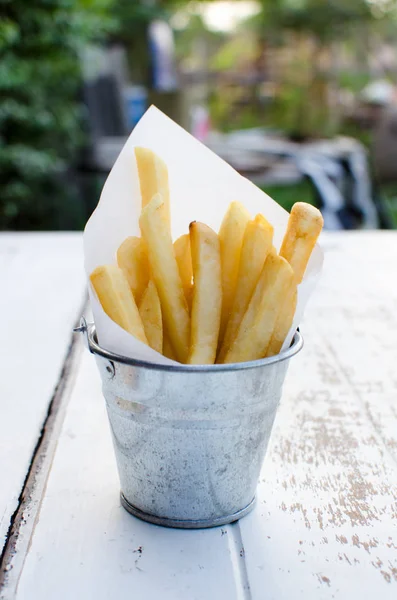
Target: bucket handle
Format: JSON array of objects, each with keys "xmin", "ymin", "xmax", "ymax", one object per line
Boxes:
[
  {"xmin": 73, "ymin": 317, "xmax": 91, "ymax": 351},
  {"xmin": 74, "ymin": 317, "xmax": 116, "ymax": 378}
]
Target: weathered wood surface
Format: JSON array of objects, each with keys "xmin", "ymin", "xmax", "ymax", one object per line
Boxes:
[
  {"xmin": 0, "ymin": 234, "xmax": 86, "ymax": 554},
  {"xmin": 1, "ymin": 232, "xmax": 397, "ymax": 599},
  {"xmin": 239, "ymin": 232, "xmax": 397, "ymax": 598},
  {"xmin": 7, "ymin": 351, "xmax": 243, "ymax": 600}
]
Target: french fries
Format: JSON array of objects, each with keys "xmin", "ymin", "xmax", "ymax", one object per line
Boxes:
[
  {"xmin": 224, "ymin": 254, "xmax": 294, "ymax": 364},
  {"xmin": 138, "ymin": 280, "xmax": 163, "ymax": 353},
  {"xmin": 174, "ymin": 234, "xmax": 193, "ymax": 310},
  {"xmin": 117, "ymin": 236, "xmax": 149, "ymax": 305},
  {"xmin": 91, "ymin": 146, "xmax": 323, "ymax": 365},
  {"xmin": 265, "ymin": 202, "xmax": 323, "ymax": 355},
  {"xmin": 266, "ymin": 285, "xmax": 297, "ymax": 357},
  {"xmin": 163, "ymin": 332, "xmax": 177, "ymax": 360},
  {"xmin": 135, "ymin": 147, "xmax": 171, "ymax": 226},
  {"xmin": 90, "ymin": 265, "xmax": 148, "ymax": 344},
  {"xmin": 279, "ymin": 202, "xmax": 323, "ymax": 284},
  {"xmin": 139, "ymin": 194, "xmax": 190, "ymax": 363},
  {"xmin": 218, "ymin": 201, "xmax": 250, "ymax": 345},
  {"xmin": 218, "ymin": 214, "xmax": 273, "ymax": 362},
  {"xmin": 188, "ymin": 222, "xmax": 222, "ymax": 365}
]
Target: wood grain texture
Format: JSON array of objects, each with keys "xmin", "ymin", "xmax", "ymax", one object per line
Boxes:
[
  {"xmin": 240, "ymin": 232, "xmax": 397, "ymax": 598},
  {"xmin": 0, "ymin": 234, "xmax": 86, "ymax": 554},
  {"xmin": 10, "ymin": 352, "xmax": 242, "ymax": 600},
  {"xmin": 2, "ymin": 232, "xmax": 397, "ymax": 599}
]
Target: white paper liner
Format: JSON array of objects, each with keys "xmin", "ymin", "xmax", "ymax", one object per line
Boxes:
[{"xmin": 84, "ymin": 106, "xmax": 323, "ymax": 366}]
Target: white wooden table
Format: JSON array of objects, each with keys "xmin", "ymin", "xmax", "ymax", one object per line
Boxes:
[{"xmin": 1, "ymin": 232, "xmax": 396, "ymax": 599}]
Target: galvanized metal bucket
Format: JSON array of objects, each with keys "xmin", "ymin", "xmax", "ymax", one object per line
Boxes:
[{"xmin": 76, "ymin": 319, "xmax": 303, "ymax": 529}]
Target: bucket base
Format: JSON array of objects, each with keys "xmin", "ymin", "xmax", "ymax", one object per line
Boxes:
[{"xmin": 120, "ymin": 493, "xmax": 256, "ymax": 529}]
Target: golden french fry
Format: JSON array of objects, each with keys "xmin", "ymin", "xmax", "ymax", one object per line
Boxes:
[
  {"xmin": 174, "ymin": 234, "xmax": 193, "ymax": 310},
  {"xmin": 279, "ymin": 202, "xmax": 323, "ymax": 283},
  {"xmin": 218, "ymin": 201, "xmax": 250, "ymax": 345},
  {"xmin": 266, "ymin": 285, "xmax": 297, "ymax": 357},
  {"xmin": 90, "ymin": 265, "xmax": 148, "ymax": 344},
  {"xmin": 117, "ymin": 236, "xmax": 149, "ymax": 304},
  {"xmin": 223, "ymin": 254, "xmax": 294, "ymax": 364},
  {"xmin": 163, "ymin": 332, "xmax": 177, "ymax": 360},
  {"xmin": 138, "ymin": 280, "xmax": 163, "ymax": 353},
  {"xmin": 265, "ymin": 203, "xmax": 322, "ymax": 357},
  {"xmin": 139, "ymin": 194, "xmax": 190, "ymax": 363},
  {"xmin": 135, "ymin": 147, "xmax": 170, "ymax": 225},
  {"xmin": 218, "ymin": 214, "xmax": 273, "ymax": 362},
  {"xmin": 188, "ymin": 222, "xmax": 222, "ymax": 365}
]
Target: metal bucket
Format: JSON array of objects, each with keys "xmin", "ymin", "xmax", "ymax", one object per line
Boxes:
[{"xmin": 76, "ymin": 319, "xmax": 303, "ymax": 529}]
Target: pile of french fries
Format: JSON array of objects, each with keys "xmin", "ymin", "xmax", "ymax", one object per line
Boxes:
[{"xmin": 90, "ymin": 148, "xmax": 323, "ymax": 365}]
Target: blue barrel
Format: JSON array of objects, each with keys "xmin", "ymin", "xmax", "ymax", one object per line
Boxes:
[{"xmin": 124, "ymin": 86, "xmax": 148, "ymax": 130}]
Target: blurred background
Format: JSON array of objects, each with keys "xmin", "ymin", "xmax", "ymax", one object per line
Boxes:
[{"xmin": 2, "ymin": 0, "xmax": 397, "ymax": 231}]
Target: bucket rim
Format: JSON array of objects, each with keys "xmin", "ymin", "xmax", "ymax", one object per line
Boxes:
[{"xmin": 81, "ymin": 321, "xmax": 303, "ymax": 373}]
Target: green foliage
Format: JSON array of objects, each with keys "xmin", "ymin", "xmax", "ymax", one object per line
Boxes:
[
  {"xmin": 210, "ymin": 34, "xmax": 256, "ymax": 72},
  {"xmin": 0, "ymin": 0, "xmax": 210, "ymax": 229},
  {"xmin": 175, "ymin": 13, "xmax": 224, "ymax": 67},
  {"xmin": 248, "ymin": 0, "xmax": 396, "ymax": 140},
  {"xmin": 337, "ymin": 70, "xmax": 372, "ymax": 94},
  {"xmin": 256, "ymin": 0, "xmax": 395, "ymax": 41},
  {"xmin": 279, "ymin": 0, "xmax": 373, "ymax": 40},
  {"xmin": 379, "ymin": 181, "xmax": 397, "ymax": 227},
  {"xmin": 0, "ymin": 0, "xmax": 111, "ymax": 230},
  {"xmin": 208, "ymin": 86, "xmax": 265, "ymax": 133},
  {"xmin": 261, "ymin": 179, "xmax": 316, "ymax": 212}
]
